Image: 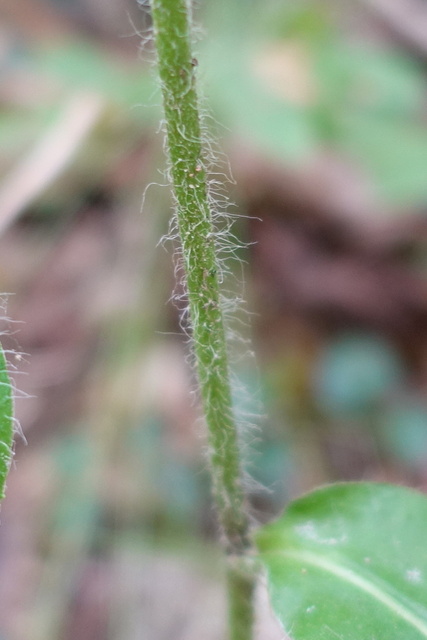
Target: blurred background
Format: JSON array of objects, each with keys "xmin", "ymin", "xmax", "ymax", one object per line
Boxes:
[{"xmin": 1, "ymin": 0, "xmax": 427, "ymax": 638}]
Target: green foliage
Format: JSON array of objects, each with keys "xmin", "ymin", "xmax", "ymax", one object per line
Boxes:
[
  {"xmin": 312, "ymin": 333, "xmax": 405, "ymax": 418},
  {"xmin": 379, "ymin": 400, "xmax": 427, "ymax": 468},
  {"xmin": 35, "ymin": 43, "xmax": 157, "ymax": 115},
  {"xmin": 203, "ymin": 31, "xmax": 316, "ymax": 161},
  {"xmin": 202, "ymin": 0, "xmax": 427, "ymax": 204},
  {"xmin": 256, "ymin": 483, "xmax": 427, "ymax": 640}
]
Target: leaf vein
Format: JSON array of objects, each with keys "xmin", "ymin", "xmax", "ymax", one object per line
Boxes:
[{"xmin": 284, "ymin": 548, "xmax": 427, "ymax": 637}]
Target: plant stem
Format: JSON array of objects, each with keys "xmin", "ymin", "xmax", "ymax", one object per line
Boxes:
[
  {"xmin": 149, "ymin": 0, "xmax": 255, "ymax": 637},
  {"xmin": 0, "ymin": 346, "xmax": 13, "ymax": 500}
]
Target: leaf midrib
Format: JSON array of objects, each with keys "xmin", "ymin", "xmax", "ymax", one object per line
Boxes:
[{"xmin": 276, "ymin": 548, "xmax": 427, "ymax": 637}]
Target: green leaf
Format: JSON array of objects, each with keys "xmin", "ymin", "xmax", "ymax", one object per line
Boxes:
[
  {"xmin": 379, "ymin": 401, "xmax": 427, "ymax": 468},
  {"xmin": 203, "ymin": 0, "xmax": 427, "ymax": 205},
  {"xmin": 312, "ymin": 333, "xmax": 405, "ymax": 417},
  {"xmin": 256, "ymin": 483, "xmax": 427, "ymax": 640},
  {"xmin": 341, "ymin": 113, "xmax": 427, "ymax": 204},
  {"xmin": 35, "ymin": 42, "xmax": 157, "ymax": 117},
  {"xmin": 203, "ymin": 36, "xmax": 316, "ymax": 161},
  {"xmin": 0, "ymin": 346, "xmax": 13, "ymax": 500}
]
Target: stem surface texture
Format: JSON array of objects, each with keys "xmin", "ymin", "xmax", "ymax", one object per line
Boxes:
[{"xmin": 149, "ymin": 1, "xmax": 255, "ymax": 638}]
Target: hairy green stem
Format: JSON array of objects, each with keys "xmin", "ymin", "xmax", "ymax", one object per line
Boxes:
[{"xmin": 149, "ymin": 0, "xmax": 255, "ymax": 637}]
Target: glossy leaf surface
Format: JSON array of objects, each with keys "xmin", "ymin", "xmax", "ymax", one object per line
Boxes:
[
  {"xmin": 0, "ymin": 347, "xmax": 13, "ymax": 499},
  {"xmin": 256, "ymin": 483, "xmax": 427, "ymax": 640}
]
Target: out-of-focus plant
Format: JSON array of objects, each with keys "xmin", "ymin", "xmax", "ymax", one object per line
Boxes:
[{"xmin": 203, "ymin": 0, "xmax": 427, "ymax": 205}]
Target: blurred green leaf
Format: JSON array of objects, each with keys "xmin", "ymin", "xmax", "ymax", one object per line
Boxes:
[
  {"xmin": 312, "ymin": 333, "xmax": 405, "ymax": 418},
  {"xmin": 379, "ymin": 400, "xmax": 427, "ymax": 468},
  {"xmin": 248, "ymin": 439, "xmax": 290, "ymax": 506},
  {"xmin": 263, "ymin": 3, "xmax": 332, "ymax": 42},
  {"xmin": 256, "ymin": 483, "xmax": 427, "ymax": 640},
  {"xmin": 127, "ymin": 415, "xmax": 209, "ymax": 531},
  {"xmin": 341, "ymin": 114, "xmax": 427, "ymax": 204},
  {"xmin": 35, "ymin": 42, "xmax": 158, "ymax": 117},
  {"xmin": 203, "ymin": 0, "xmax": 427, "ymax": 204},
  {"xmin": 203, "ymin": 36, "xmax": 316, "ymax": 161},
  {"xmin": 0, "ymin": 102, "xmax": 68, "ymax": 163},
  {"xmin": 52, "ymin": 432, "xmax": 99, "ymax": 535}
]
